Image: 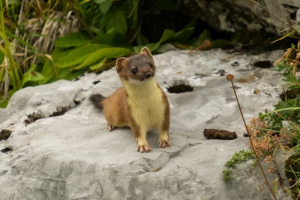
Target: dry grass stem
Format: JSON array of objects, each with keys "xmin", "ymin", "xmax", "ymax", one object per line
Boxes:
[{"xmin": 227, "ymin": 74, "xmax": 278, "ymax": 200}]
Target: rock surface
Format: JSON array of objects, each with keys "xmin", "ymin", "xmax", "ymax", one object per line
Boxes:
[
  {"xmin": 0, "ymin": 49, "xmax": 292, "ymax": 199},
  {"xmin": 181, "ymin": 0, "xmax": 300, "ymax": 37}
]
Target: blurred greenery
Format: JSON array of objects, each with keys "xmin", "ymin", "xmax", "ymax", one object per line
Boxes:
[{"xmin": 2, "ymin": 0, "xmax": 286, "ymax": 108}]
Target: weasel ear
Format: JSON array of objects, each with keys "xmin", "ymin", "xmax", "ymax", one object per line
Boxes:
[
  {"xmin": 140, "ymin": 47, "xmax": 153, "ymax": 59},
  {"xmin": 116, "ymin": 57, "xmax": 129, "ymax": 73}
]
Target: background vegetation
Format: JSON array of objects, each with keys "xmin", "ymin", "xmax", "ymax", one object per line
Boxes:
[
  {"xmin": 1, "ymin": 0, "xmax": 293, "ymax": 108},
  {"xmin": 0, "ymin": 0, "xmax": 228, "ymax": 107}
]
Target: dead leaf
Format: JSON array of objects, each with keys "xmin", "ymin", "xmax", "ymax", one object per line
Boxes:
[
  {"xmin": 254, "ymin": 89, "xmax": 260, "ymax": 94},
  {"xmin": 195, "ymin": 39, "xmax": 211, "ymax": 51},
  {"xmin": 149, "ymin": 167, "xmax": 162, "ymax": 172}
]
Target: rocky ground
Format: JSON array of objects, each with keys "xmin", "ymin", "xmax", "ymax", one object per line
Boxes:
[{"xmin": 0, "ymin": 49, "xmax": 292, "ymax": 199}]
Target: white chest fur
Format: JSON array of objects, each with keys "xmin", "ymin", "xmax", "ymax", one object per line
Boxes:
[{"xmin": 123, "ymin": 78, "xmax": 165, "ymax": 131}]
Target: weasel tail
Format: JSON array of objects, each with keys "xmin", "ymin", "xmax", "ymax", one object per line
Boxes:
[
  {"xmin": 90, "ymin": 47, "xmax": 171, "ymax": 153},
  {"xmin": 89, "ymin": 94, "xmax": 105, "ymax": 109}
]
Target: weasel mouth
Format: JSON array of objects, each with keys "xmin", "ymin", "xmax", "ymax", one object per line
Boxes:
[
  {"xmin": 140, "ymin": 72, "xmax": 153, "ymax": 81},
  {"xmin": 144, "ymin": 72, "xmax": 152, "ymax": 79},
  {"xmin": 127, "ymin": 78, "xmax": 152, "ymax": 84},
  {"xmin": 140, "ymin": 75, "xmax": 153, "ymax": 81}
]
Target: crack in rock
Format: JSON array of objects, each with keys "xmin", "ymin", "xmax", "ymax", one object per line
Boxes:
[{"xmin": 127, "ymin": 143, "xmax": 202, "ymax": 177}]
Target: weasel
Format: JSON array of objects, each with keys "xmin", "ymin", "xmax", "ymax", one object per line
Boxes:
[{"xmin": 90, "ymin": 47, "xmax": 171, "ymax": 153}]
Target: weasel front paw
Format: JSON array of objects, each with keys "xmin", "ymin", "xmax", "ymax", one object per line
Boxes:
[
  {"xmin": 159, "ymin": 139, "xmax": 171, "ymax": 148},
  {"xmin": 137, "ymin": 143, "xmax": 151, "ymax": 153},
  {"xmin": 106, "ymin": 123, "xmax": 116, "ymax": 131}
]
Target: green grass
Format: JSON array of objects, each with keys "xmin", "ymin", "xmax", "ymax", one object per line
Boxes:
[{"xmin": 0, "ymin": 0, "xmax": 21, "ymax": 105}]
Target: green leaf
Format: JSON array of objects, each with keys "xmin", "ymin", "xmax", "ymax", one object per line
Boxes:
[
  {"xmin": 0, "ymin": 49, "xmax": 4, "ymax": 64},
  {"xmin": 54, "ymin": 32, "xmax": 91, "ymax": 48},
  {"xmin": 72, "ymin": 47, "xmax": 132, "ymax": 70},
  {"xmin": 173, "ymin": 20, "xmax": 196, "ymax": 43},
  {"xmin": 100, "ymin": 8, "xmax": 127, "ymax": 35},
  {"xmin": 58, "ymin": 68, "xmax": 85, "ymax": 80},
  {"xmin": 94, "ymin": 32, "xmax": 129, "ymax": 47},
  {"xmin": 94, "ymin": 0, "xmax": 106, "ymax": 3},
  {"xmin": 21, "ymin": 64, "xmax": 45, "ymax": 88},
  {"xmin": 231, "ymin": 31, "xmax": 242, "ymax": 43},
  {"xmin": 133, "ymin": 29, "xmax": 175, "ymax": 53},
  {"xmin": 100, "ymin": 0, "xmax": 112, "ymax": 14},
  {"xmin": 90, "ymin": 59, "xmax": 117, "ymax": 73},
  {"xmin": 89, "ymin": 59, "xmax": 106, "ymax": 70},
  {"xmin": 191, "ymin": 29, "xmax": 211, "ymax": 47},
  {"xmin": 0, "ymin": 99, "xmax": 9, "ymax": 108},
  {"xmin": 54, "ymin": 44, "xmax": 110, "ymax": 68},
  {"xmin": 133, "ymin": 43, "xmax": 157, "ymax": 54},
  {"xmin": 51, "ymin": 47, "xmax": 74, "ymax": 61},
  {"xmin": 0, "ymin": 63, "xmax": 5, "ymax": 82},
  {"xmin": 155, "ymin": 0, "xmax": 178, "ymax": 10},
  {"xmin": 136, "ymin": 33, "xmax": 149, "ymax": 46},
  {"xmin": 39, "ymin": 59, "xmax": 56, "ymax": 85},
  {"xmin": 211, "ymin": 39, "xmax": 228, "ymax": 49},
  {"xmin": 134, "ymin": 21, "xmax": 197, "ymax": 53},
  {"xmin": 159, "ymin": 29, "xmax": 175, "ymax": 43},
  {"xmin": 40, "ymin": 58, "xmax": 86, "ymax": 85},
  {"xmin": 0, "ymin": 89, "xmax": 15, "ymax": 108}
]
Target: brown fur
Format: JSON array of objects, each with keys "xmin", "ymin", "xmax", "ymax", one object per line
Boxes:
[
  {"xmin": 161, "ymin": 86, "xmax": 170, "ymax": 132},
  {"xmin": 89, "ymin": 94, "xmax": 105, "ymax": 109},
  {"xmin": 101, "ymin": 88, "xmax": 130, "ymax": 128},
  {"xmin": 91, "ymin": 47, "xmax": 171, "ymax": 153}
]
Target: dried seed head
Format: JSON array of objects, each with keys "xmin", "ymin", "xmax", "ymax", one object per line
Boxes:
[{"xmin": 226, "ymin": 74, "xmax": 234, "ymax": 81}]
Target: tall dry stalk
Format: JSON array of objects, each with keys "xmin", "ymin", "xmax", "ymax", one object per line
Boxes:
[{"xmin": 226, "ymin": 74, "xmax": 278, "ymax": 200}]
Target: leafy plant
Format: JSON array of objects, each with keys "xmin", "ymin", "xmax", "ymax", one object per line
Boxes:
[
  {"xmin": 0, "ymin": 0, "xmax": 86, "ymax": 107},
  {"xmin": 246, "ymin": 42, "xmax": 300, "ymax": 199},
  {"xmin": 0, "ymin": 0, "xmax": 231, "ymax": 108},
  {"xmin": 21, "ymin": 64, "xmax": 45, "ymax": 88},
  {"xmin": 275, "ymin": 43, "xmax": 300, "ymax": 89},
  {"xmin": 225, "ymin": 150, "xmax": 254, "ymax": 168},
  {"xmin": 222, "ymin": 169, "xmax": 231, "ymax": 183},
  {"xmin": 276, "ymin": 61, "xmax": 300, "ymax": 90},
  {"xmin": 222, "ymin": 150, "xmax": 254, "ymax": 183},
  {"xmin": 259, "ymin": 98, "xmax": 300, "ymax": 131},
  {"xmin": 50, "ymin": 32, "xmax": 132, "ymax": 72}
]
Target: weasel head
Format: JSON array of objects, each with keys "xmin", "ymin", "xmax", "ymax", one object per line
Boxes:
[{"xmin": 116, "ymin": 47, "xmax": 156, "ymax": 84}]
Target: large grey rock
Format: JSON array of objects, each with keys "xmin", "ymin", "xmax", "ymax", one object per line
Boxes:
[
  {"xmin": 181, "ymin": 0, "xmax": 300, "ymax": 37},
  {"xmin": 0, "ymin": 49, "xmax": 292, "ymax": 199}
]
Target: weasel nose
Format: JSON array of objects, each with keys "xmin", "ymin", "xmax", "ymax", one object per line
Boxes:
[{"xmin": 144, "ymin": 72, "xmax": 152, "ymax": 79}]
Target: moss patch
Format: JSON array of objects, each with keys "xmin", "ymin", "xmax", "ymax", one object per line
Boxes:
[
  {"xmin": 0, "ymin": 129, "xmax": 12, "ymax": 141},
  {"xmin": 167, "ymin": 81, "xmax": 193, "ymax": 93},
  {"xmin": 253, "ymin": 60, "xmax": 273, "ymax": 68},
  {"xmin": 1, "ymin": 147, "xmax": 13, "ymax": 153},
  {"xmin": 50, "ymin": 106, "xmax": 71, "ymax": 117},
  {"xmin": 24, "ymin": 112, "xmax": 45, "ymax": 126}
]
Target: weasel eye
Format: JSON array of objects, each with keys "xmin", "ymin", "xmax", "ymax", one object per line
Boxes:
[
  {"xmin": 131, "ymin": 68, "xmax": 137, "ymax": 74},
  {"xmin": 149, "ymin": 62, "xmax": 153, "ymax": 67}
]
